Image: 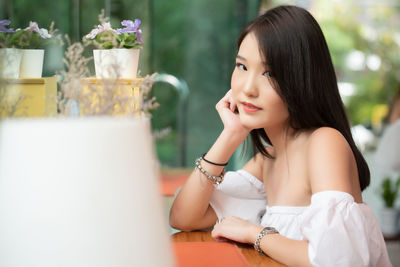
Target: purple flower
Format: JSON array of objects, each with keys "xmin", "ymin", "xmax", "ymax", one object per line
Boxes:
[
  {"xmin": 24, "ymin": 21, "xmax": 51, "ymax": 38},
  {"xmin": 84, "ymin": 18, "xmax": 144, "ymax": 48},
  {"xmin": 137, "ymin": 29, "xmax": 143, "ymax": 44},
  {"xmin": 85, "ymin": 22, "xmax": 114, "ymax": 39},
  {"xmin": 0, "ymin": 19, "xmax": 15, "ymax": 33},
  {"xmin": 115, "ymin": 19, "xmax": 141, "ymax": 34}
]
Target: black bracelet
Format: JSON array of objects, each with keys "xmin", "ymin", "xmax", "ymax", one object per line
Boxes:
[{"xmin": 201, "ymin": 153, "xmax": 229, "ymax": 166}]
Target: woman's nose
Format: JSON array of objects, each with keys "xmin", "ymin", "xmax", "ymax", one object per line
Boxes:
[{"xmin": 242, "ymin": 73, "xmax": 258, "ymax": 97}]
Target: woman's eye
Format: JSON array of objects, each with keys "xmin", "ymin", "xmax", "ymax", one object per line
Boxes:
[
  {"xmin": 263, "ymin": 71, "xmax": 272, "ymax": 78},
  {"xmin": 236, "ymin": 63, "xmax": 247, "ymax": 71}
]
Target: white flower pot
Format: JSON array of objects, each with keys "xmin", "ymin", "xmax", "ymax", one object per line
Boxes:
[
  {"xmin": 380, "ymin": 207, "xmax": 400, "ymax": 237},
  {"xmin": 0, "ymin": 117, "xmax": 173, "ymax": 267},
  {"xmin": 0, "ymin": 48, "xmax": 22, "ymax": 79},
  {"xmin": 19, "ymin": 49, "xmax": 44, "ymax": 78},
  {"xmin": 93, "ymin": 48, "xmax": 140, "ymax": 79}
]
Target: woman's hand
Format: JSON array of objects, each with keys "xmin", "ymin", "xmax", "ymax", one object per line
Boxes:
[
  {"xmin": 216, "ymin": 89, "xmax": 250, "ymax": 139},
  {"xmin": 211, "ymin": 216, "xmax": 263, "ymax": 244}
]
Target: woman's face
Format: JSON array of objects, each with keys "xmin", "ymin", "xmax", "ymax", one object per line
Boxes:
[{"xmin": 231, "ymin": 32, "xmax": 289, "ymax": 131}]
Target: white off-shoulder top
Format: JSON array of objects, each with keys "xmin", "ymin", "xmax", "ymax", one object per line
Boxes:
[{"xmin": 209, "ymin": 170, "xmax": 392, "ymax": 267}]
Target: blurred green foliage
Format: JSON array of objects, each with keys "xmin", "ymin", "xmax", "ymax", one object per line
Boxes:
[
  {"xmin": 149, "ymin": 0, "xmax": 259, "ymax": 167},
  {"xmin": 317, "ymin": 1, "xmax": 400, "ymax": 126},
  {"xmin": 381, "ymin": 176, "xmax": 400, "ymax": 208}
]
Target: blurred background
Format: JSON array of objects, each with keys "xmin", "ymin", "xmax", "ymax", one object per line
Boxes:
[
  {"xmin": 1, "ymin": 0, "xmax": 399, "ymax": 167},
  {"xmin": 1, "ymin": 0, "xmax": 400, "ymax": 249}
]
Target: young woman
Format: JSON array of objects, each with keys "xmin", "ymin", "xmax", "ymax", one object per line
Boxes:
[{"xmin": 169, "ymin": 5, "xmax": 391, "ymax": 267}]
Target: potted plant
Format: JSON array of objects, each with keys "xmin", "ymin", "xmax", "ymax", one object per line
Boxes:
[
  {"xmin": 380, "ymin": 175, "xmax": 400, "ymax": 237},
  {"xmin": 0, "ymin": 19, "xmax": 22, "ymax": 78},
  {"xmin": 83, "ymin": 10, "xmax": 143, "ymax": 79},
  {"xmin": 9, "ymin": 21, "xmax": 59, "ymax": 78},
  {"xmin": 58, "ymin": 39, "xmax": 158, "ymax": 117}
]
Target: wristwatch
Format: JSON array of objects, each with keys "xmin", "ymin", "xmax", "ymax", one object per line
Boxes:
[{"xmin": 254, "ymin": 226, "xmax": 279, "ymax": 255}]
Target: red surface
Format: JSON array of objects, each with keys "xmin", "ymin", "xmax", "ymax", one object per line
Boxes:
[
  {"xmin": 160, "ymin": 173, "xmax": 190, "ymax": 196},
  {"xmin": 172, "ymin": 242, "xmax": 250, "ymax": 267}
]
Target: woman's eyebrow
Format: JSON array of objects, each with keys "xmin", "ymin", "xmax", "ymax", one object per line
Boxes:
[
  {"xmin": 236, "ymin": 55, "xmax": 246, "ymax": 61},
  {"xmin": 237, "ymin": 54, "xmax": 268, "ymax": 66}
]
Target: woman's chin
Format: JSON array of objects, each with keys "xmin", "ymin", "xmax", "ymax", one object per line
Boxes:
[
  {"xmin": 238, "ymin": 111, "xmax": 267, "ymax": 130},
  {"xmin": 239, "ymin": 118, "xmax": 259, "ymax": 131}
]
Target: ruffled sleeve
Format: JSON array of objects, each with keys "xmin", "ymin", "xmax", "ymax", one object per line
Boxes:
[
  {"xmin": 209, "ymin": 170, "xmax": 267, "ymax": 225},
  {"xmin": 300, "ymin": 191, "xmax": 392, "ymax": 267}
]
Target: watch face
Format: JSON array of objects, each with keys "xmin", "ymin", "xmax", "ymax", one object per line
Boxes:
[{"xmin": 263, "ymin": 227, "xmax": 279, "ymax": 235}]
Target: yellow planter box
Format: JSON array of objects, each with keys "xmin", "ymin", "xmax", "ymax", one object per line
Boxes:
[
  {"xmin": 80, "ymin": 78, "xmax": 143, "ymax": 116},
  {"xmin": 0, "ymin": 77, "xmax": 144, "ymax": 118},
  {"xmin": 1, "ymin": 77, "xmax": 57, "ymax": 118}
]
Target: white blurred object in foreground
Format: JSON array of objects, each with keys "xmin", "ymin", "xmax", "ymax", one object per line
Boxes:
[{"xmin": 0, "ymin": 117, "xmax": 173, "ymax": 267}]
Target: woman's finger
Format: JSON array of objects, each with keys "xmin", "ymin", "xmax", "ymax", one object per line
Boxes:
[
  {"xmin": 216, "ymin": 89, "xmax": 233, "ymax": 111},
  {"xmin": 226, "ymin": 89, "xmax": 237, "ymax": 112},
  {"xmin": 229, "ymin": 98, "xmax": 236, "ymax": 112}
]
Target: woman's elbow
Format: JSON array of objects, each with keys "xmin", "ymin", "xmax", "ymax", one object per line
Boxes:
[
  {"xmin": 169, "ymin": 207, "xmax": 192, "ymax": 231},
  {"xmin": 169, "ymin": 214, "xmax": 194, "ymax": 231},
  {"xmin": 168, "ymin": 211, "xmax": 181, "ymax": 229}
]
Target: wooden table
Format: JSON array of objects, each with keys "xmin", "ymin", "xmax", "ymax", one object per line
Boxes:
[{"xmin": 171, "ymin": 231, "xmax": 285, "ymax": 267}]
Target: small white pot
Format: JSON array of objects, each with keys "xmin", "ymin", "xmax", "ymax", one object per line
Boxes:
[
  {"xmin": 19, "ymin": 49, "xmax": 44, "ymax": 78},
  {"xmin": 0, "ymin": 48, "xmax": 22, "ymax": 78},
  {"xmin": 380, "ymin": 207, "xmax": 400, "ymax": 237},
  {"xmin": 93, "ymin": 48, "xmax": 140, "ymax": 79}
]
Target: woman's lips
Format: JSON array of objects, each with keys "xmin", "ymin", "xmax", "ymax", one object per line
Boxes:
[{"xmin": 241, "ymin": 101, "xmax": 261, "ymax": 113}]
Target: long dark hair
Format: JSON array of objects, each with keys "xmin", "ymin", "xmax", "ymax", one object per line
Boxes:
[{"xmin": 237, "ymin": 5, "xmax": 370, "ymax": 191}]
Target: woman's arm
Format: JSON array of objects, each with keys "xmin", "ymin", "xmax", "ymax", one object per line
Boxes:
[
  {"xmin": 169, "ymin": 90, "xmax": 250, "ymax": 231},
  {"xmin": 169, "ymin": 129, "xmax": 245, "ymax": 231},
  {"xmin": 211, "ymin": 217, "xmax": 311, "ymax": 267}
]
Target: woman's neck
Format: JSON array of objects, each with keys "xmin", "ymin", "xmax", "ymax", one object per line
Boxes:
[{"xmin": 264, "ymin": 123, "xmax": 297, "ymax": 158}]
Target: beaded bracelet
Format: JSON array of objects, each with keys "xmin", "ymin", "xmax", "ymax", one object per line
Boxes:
[
  {"xmin": 201, "ymin": 153, "xmax": 229, "ymax": 166},
  {"xmin": 254, "ymin": 227, "xmax": 279, "ymax": 255},
  {"xmin": 195, "ymin": 157, "xmax": 225, "ymax": 186}
]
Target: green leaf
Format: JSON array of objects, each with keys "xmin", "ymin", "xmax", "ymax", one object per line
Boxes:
[
  {"xmin": 101, "ymin": 41, "xmax": 114, "ymax": 49},
  {"xmin": 381, "ymin": 177, "xmax": 400, "ymax": 207}
]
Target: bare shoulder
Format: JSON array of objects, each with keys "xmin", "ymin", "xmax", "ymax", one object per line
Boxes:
[
  {"xmin": 308, "ymin": 127, "xmax": 351, "ymax": 151},
  {"xmin": 306, "ymin": 127, "xmax": 360, "ymax": 196},
  {"xmin": 241, "ymin": 152, "xmax": 264, "ymax": 182}
]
